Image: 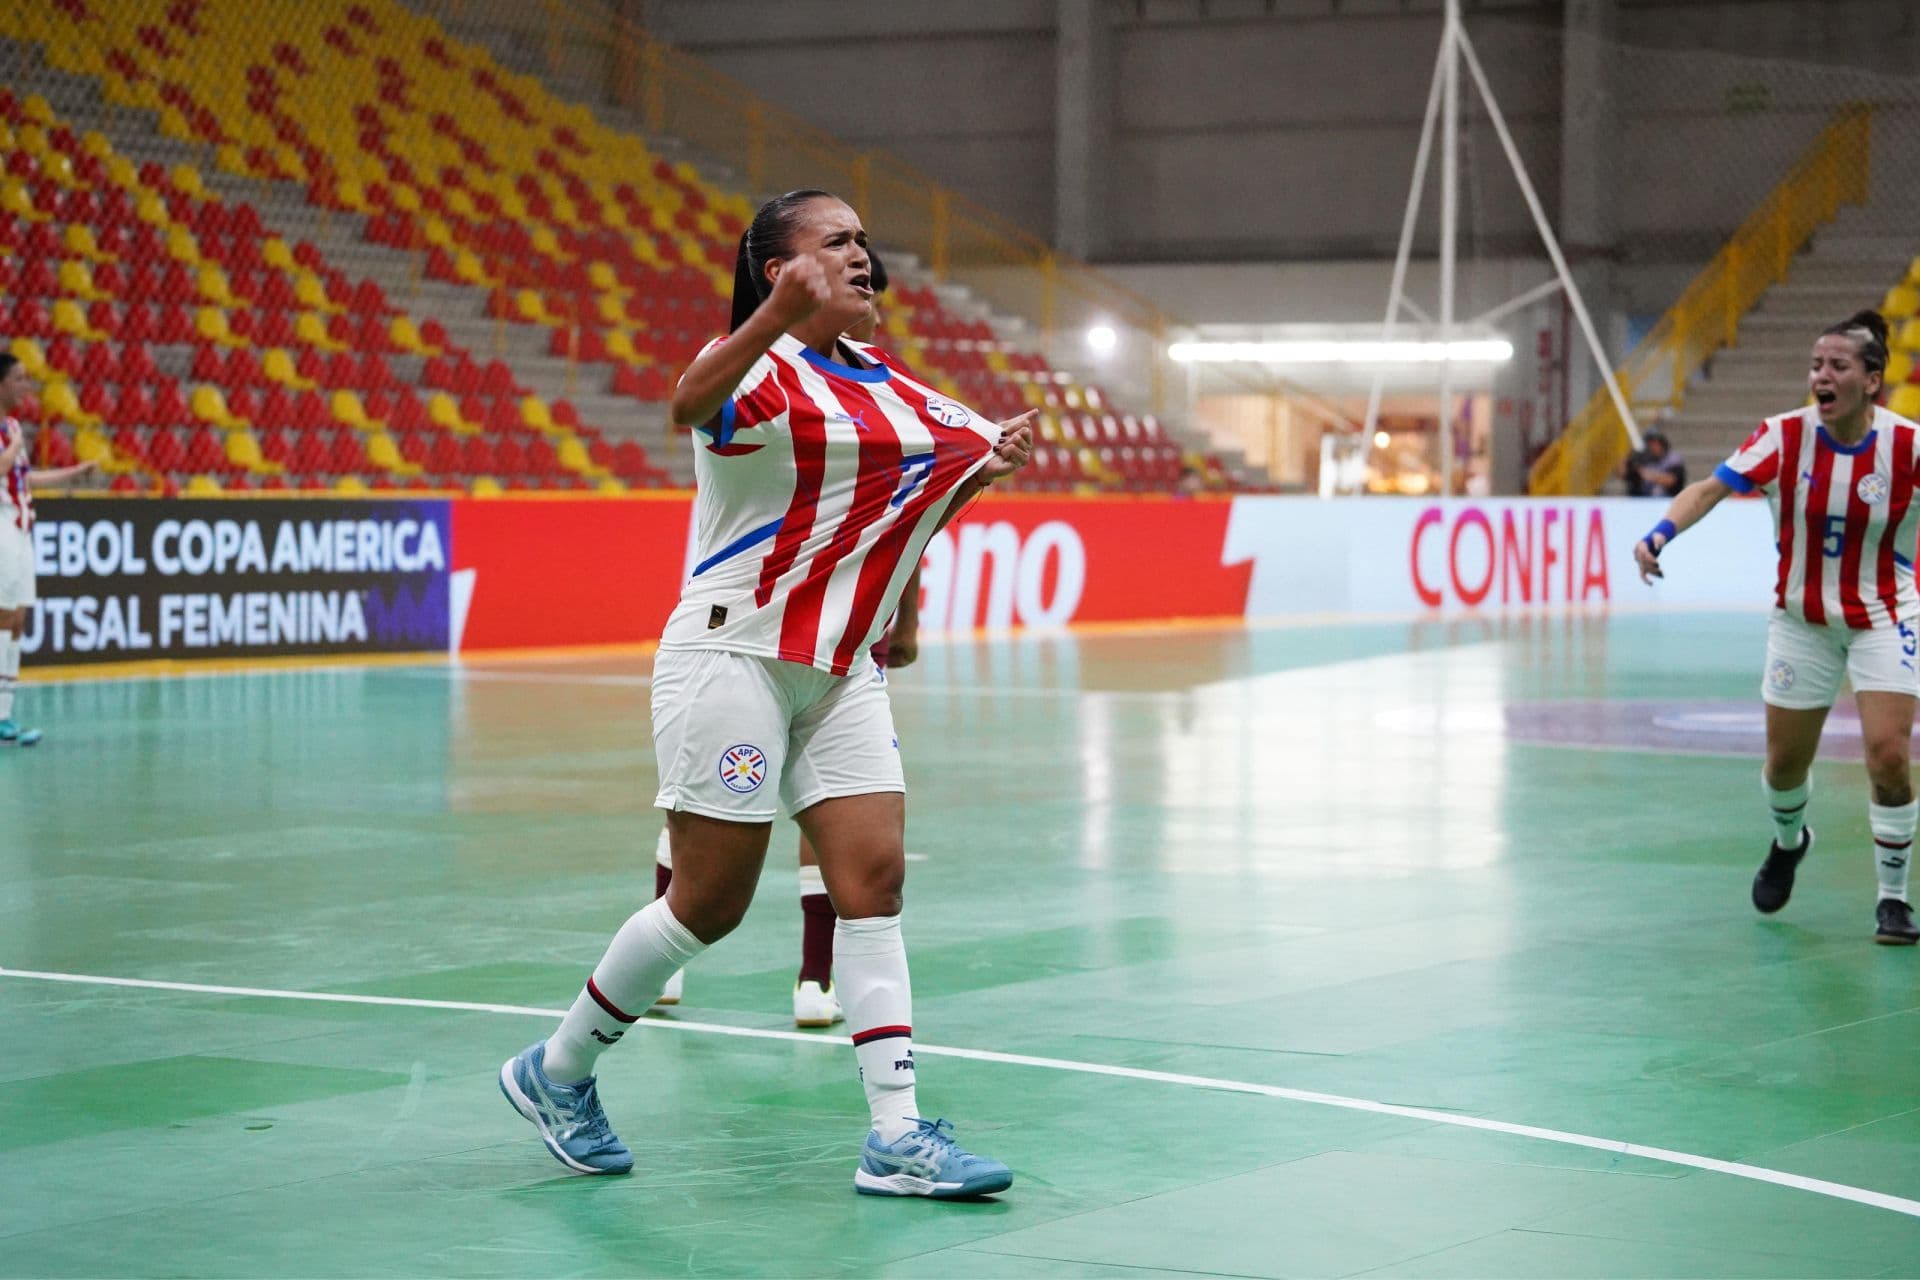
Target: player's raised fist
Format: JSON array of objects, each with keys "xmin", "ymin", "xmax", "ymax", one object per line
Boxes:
[{"xmin": 767, "ymin": 253, "xmax": 831, "ymax": 327}]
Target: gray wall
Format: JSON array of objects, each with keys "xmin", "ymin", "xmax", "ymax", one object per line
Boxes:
[{"xmin": 637, "ymin": 0, "xmax": 1920, "ymax": 268}]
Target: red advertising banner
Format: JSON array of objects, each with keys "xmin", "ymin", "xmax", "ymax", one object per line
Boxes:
[
  {"xmin": 449, "ymin": 494, "xmax": 1251, "ymax": 652},
  {"xmin": 450, "ymin": 496, "xmax": 690, "ymax": 651}
]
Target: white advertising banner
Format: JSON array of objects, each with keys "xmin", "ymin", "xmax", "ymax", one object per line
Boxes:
[{"xmin": 1223, "ymin": 497, "xmax": 1778, "ymax": 618}]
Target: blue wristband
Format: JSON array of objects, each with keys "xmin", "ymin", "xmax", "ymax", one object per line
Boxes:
[{"xmin": 1644, "ymin": 519, "xmax": 1677, "ymax": 551}]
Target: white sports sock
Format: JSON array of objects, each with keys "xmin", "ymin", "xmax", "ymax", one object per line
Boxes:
[
  {"xmin": 654, "ymin": 827, "xmax": 672, "ymax": 870},
  {"xmin": 0, "ymin": 633, "xmax": 17, "ymax": 721},
  {"xmin": 797, "ymin": 863, "xmax": 825, "ymax": 896},
  {"xmin": 836, "ymin": 915, "xmax": 919, "ymax": 1142},
  {"xmin": 1764, "ymin": 778, "xmax": 1810, "ymax": 849},
  {"xmin": 1871, "ymin": 800, "xmax": 1916, "ymax": 903},
  {"xmin": 543, "ymin": 898, "xmax": 705, "ymax": 1083}
]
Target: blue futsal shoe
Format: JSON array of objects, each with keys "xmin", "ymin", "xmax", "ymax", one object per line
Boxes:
[
  {"xmin": 854, "ymin": 1118, "xmax": 1013, "ymax": 1198},
  {"xmin": 0, "ymin": 720, "xmax": 40, "ymax": 747},
  {"xmin": 498, "ymin": 1041, "xmax": 633, "ymax": 1175}
]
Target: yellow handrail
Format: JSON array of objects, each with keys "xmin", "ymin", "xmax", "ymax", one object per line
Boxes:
[
  {"xmin": 1530, "ymin": 103, "xmax": 1872, "ymax": 495},
  {"xmin": 501, "ymin": 0, "xmax": 1179, "ymax": 404}
]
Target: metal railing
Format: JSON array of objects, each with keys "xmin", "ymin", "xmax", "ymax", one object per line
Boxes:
[{"xmin": 1529, "ymin": 103, "xmax": 1872, "ymax": 495}]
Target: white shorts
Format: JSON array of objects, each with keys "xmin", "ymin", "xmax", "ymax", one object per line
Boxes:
[
  {"xmin": 1763, "ymin": 611, "xmax": 1919, "ymax": 709},
  {"xmin": 0, "ymin": 523, "xmax": 34, "ymax": 608},
  {"xmin": 650, "ymin": 646, "xmax": 902, "ymax": 822}
]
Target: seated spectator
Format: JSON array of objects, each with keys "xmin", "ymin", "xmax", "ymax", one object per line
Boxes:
[{"xmin": 1624, "ymin": 430, "xmax": 1686, "ymax": 497}]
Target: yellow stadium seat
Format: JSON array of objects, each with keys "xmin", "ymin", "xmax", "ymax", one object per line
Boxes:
[
  {"xmin": 557, "ymin": 436, "xmax": 599, "ymax": 475},
  {"xmin": 606, "ymin": 331, "xmax": 644, "ymax": 366},
  {"xmin": 171, "ymin": 164, "xmax": 207, "ymax": 200},
  {"xmin": 1899, "ymin": 318, "xmax": 1920, "ymax": 353},
  {"xmin": 1, "ymin": 181, "xmax": 37, "ymax": 220},
  {"xmin": 520, "ymin": 397, "xmax": 556, "ymax": 433},
  {"xmin": 332, "ymin": 475, "xmax": 369, "ymax": 495},
  {"xmin": 57, "ymin": 260, "xmax": 106, "ymax": 300},
  {"xmin": 191, "ymin": 385, "xmax": 247, "ymax": 429},
  {"xmin": 469, "ymin": 476, "xmax": 504, "ymax": 498},
  {"xmin": 134, "ymin": 191, "xmax": 168, "ymax": 225},
  {"xmin": 421, "ymin": 217, "xmax": 455, "ymax": 250},
  {"xmin": 80, "ymin": 130, "xmax": 113, "ymax": 160},
  {"xmin": 63, "ymin": 224, "xmax": 107, "ymax": 260},
  {"xmin": 103, "ymin": 154, "xmax": 139, "ymax": 190},
  {"xmin": 295, "ymin": 312, "xmax": 349, "ymax": 353},
  {"xmin": 444, "ymin": 188, "xmax": 478, "ymax": 220},
  {"xmin": 41, "ymin": 382, "xmax": 99, "ymax": 427},
  {"xmin": 388, "ymin": 316, "xmax": 441, "ymax": 356},
  {"xmin": 1883, "ymin": 285, "xmax": 1920, "ymax": 321},
  {"xmin": 261, "ymin": 348, "xmax": 314, "ymax": 390},
  {"xmin": 16, "ymin": 128, "xmax": 50, "ymax": 160},
  {"xmin": 514, "ymin": 289, "xmax": 557, "ymax": 324},
  {"xmin": 331, "ymin": 390, "xmax": 380, "ymax": 431},
  {"xmin": 293, "ymin": 273, "xmax": 337, "ymax": 313},
  {"xmin": 197, "ymin": 265, "xmax": 242, "ymax": 308},
  {"xmin": 593, "ymin": 295, "xmax": 625, "ymax": 326},
  {"xmin": 41, "ymin": 153, "xmax": 77, "ymax": 189},
  {"xmin": 262, "ymin": 237, "xmax": 297, "ymax": 271},
  {"xmin": 1892, "ymin": 385, "xmax": 1920, "ymax": 421},
  {"xmin": 595, "ymin": 476, "xmax": 627, "ymax": 495},
  {"xmin": 167, "ymin": 226, "xmax": 200, "ymax": 264},
  {"xmin": 51, "ymin": 300, "xmax": 107, "ymax": 341},
  {"xmin": 427, "ymin": 392, "xmax": 474, "ymax": 434},
  {"xmin": 9, "ymin": 338, "xmax": 52, "ymax": 381},
  {"xmin": 366, "ymin": 433, "xmax": 420, "ymax": 476},
  {"xmin": 1890, "ymin": 350, "xmax": 1915, "ymax": 387},
  {"xmin": 73, "ymin": 425, "xmax": 114, "ymax": 467},
  {"xmin": 453, "ymin": 250, "xmax": 496, "ymax": 287},
  {"xmin": 224, "ymin": 430, "xmax": 281, "ymax": 474},
  {"xmin": 390, "ymin": 184, "xmax": 422, "ymax": 213},
  {"xmin": 21, "ymin": 94, "xmax": 55, "ymax": 127},
  {"xmin": 184, "ymin": 475, "xmax": 224, "ymax": 496},
  {"xmin": 194, "ymin": 307, "xmax": 246, "ymax": 348}
]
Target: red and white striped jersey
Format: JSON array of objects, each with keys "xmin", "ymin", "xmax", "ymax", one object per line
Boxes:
[
  {"xmin": 1715, "ymin": 405, "xmax": 1920, "ymax": 629},
  {"xmin": 660, "ymin": 333, "xmax": 998, "ymax": 675},
  {"xmin": 1, "ymin": 417, "xmax": 30, "ymax": 533}
]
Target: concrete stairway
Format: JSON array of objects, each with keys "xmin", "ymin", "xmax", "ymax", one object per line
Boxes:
[{"xmin": 1655, "ymin": 205, "xmax": 1913, "ymax": 468}]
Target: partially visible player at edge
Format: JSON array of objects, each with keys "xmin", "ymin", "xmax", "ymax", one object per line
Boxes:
[
  {"xmin": 1635, "ymin": 309, "xmax": 1920, "ymax": 944},
  {"xmin": 650, "ymin": 246, "xmax": 921, "ymax": 1029},
  {"xmin": 0, "ymin": 354, "xmax": 98, "ymax": 747},
  {"xmin": 500, "ymin": 189, "xmax": 1033, "ymax": 1197}
]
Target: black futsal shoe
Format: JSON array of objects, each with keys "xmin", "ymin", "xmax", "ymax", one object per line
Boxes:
[
  {"xmin": 1874, "ymin": 898, "xmax": 1920, "ymax": 945},
  {"xmin": 1752, "ymin": 828, "xmax": 1813, "ymax": 914}
]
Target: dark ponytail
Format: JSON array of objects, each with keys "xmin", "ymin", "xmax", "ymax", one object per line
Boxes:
[
  {"xmin": 1823, "ymin": 308, "xmax": 1890, "ymax": 374},
  {"xmin": 868, "ymin": 244, "xmax": 889, "ymax": 296},
  {"xmin": 728, "ymin": 188, "xmax": 835, "ymax": 332}
]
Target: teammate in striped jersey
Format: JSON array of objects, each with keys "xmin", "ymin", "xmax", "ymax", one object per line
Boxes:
[
  {"xmin": 0, "ymin": 354, "xmax": 97, "ymax": 748},
  {"xmin": 1635, "ymin": 310, "xmax": 1920, "ymax": 944},
  {"xmin": 649, "ymin": 247, "xmax": 920, "ymax": 1030},
  {"xmin": 503, "ymin": 191, "xmax": 1032, "ymax": 1197}
]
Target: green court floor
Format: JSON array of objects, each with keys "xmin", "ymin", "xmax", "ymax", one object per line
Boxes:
[{"xmin": 4, "ymin": 611, "xmax": 1920, "ymax": 1277}]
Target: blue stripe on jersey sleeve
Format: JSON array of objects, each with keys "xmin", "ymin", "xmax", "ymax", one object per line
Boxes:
[
  {"xmin": 1898, "ymin": 551, "xmax": 1914, "ymax": 571},
  {"xmin": 691, "ymin": 516, "xmax": 784, "ymax": 578},
  {"xmin": 1714, "ymin": 462, "xmax": 1756, "ymax": 494}
]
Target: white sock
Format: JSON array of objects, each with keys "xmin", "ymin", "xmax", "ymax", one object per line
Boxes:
[
  {"xmin": 1871, "ymin": 800, "xmax": 1916, "ymax": 903},
  {"xmin": 0, "ymin": 633, "xmax": 17, "ymax": 721},
  {"xmin": 654, "ymin": 827, "xmax": 672, "ymax": 871},
  {"xmin": 836, "ymin": 915, "xmax": 919, "ymax": 1142},
  {"xmin": 543, "ymin": 898, "xmax": 705, "ymax": 1083},
  {"xmin": 1765, "ymin": 778, "xmax": 1810, "ymax": 849},
  {"xmin": 798, "ymin": 863, "xmax": 825, "ymax": 896}
]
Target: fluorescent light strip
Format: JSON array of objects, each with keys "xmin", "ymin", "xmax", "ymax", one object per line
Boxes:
[{"xmin": 1168, "ymin": 339, "xmax": 1514, "ymax": 365}]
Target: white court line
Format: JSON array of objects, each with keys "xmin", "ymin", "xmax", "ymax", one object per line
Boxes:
[{"xmin": 3, "ymin": 966, "xmax": 1916, "ymax": 1219}]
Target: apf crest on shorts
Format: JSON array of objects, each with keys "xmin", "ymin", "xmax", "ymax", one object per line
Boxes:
[
  {"xmin": 1768, "ymin": 659, "xmax": 1796, "ymax": 692},
  {"xmin": 1858, "ymin": 471, "xmax": 1891, "ymax": 505},
  {"xmin": 922, "ymin": 398, "xmax": 972, "ymax": 429},
  {"xmin": 717, "ymin": 743, "xmax": 768, "ymax": 793}
]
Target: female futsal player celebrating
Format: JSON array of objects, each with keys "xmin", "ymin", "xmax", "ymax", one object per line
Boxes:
[
  {"xmin": 1635, "ymin": 310, "xmax": 1920, "ymax": 945},
  {"xmin": 649, "ymin": 246, "xmax": 920, "ymax": 1030},
  {"xmin": 503, "ymin": 190, "xmax": 1033, "ymax": 1197}
]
